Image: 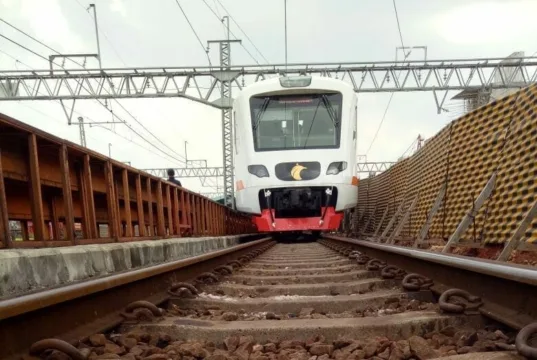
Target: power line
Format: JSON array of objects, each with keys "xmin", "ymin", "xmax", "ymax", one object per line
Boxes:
[
  {"xmin": 214, "ymin": 0, "xmax": 270, "ymax": 64},
  {"xmin": 201, "ymin": 0, "xmax": 261, "ymax": 65},
  {"xmin": 392, "ymin": 0, "xmax": 406, "ymax": 51},
  {"xmin": 364, "ymin": 94, "xmax": 395, "ymax": 155},
  {"xmin": 364, "ymin": 0, "xmax": 407, "ymax": 155},
  {"xmin": 0, "ymin": 17, "xmax": 180, "ymax": 153},
  {"xmin": 0, "ymin": 33, "xmax": 53, "ymax": 63},
  {"xmin": 173, "ymin": 0, "xmax": 212, "ymax": 66},
  {"xmin": 86, "ymin": 12, "xmax": 128, "ymax": 66},
  {"xmin": 0, "ymin": 19, "xmax": 186, "ymax": 163},
  {"xmin": 0, "ymin": 31, "xmax": 186, "ymax": 165},
  {"xmin": 72, "ymin": 0, "xmax": 128, "ymax": 66},
  {"xmin": 0, "ymin": 48, "xmax": 184, "ymax": 167}
]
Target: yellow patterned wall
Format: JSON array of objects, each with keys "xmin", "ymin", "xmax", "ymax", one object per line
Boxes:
[
  {"xmin": 481, "ymin": 85, "xmax": 537, "ymax": 244},
  {"xmin": 354, "ymin": 83, "xmax": 537, "ymax": 246},
  {"xmin": 443, "ymin": 93, "xmax": 514, "ymax": 243}
]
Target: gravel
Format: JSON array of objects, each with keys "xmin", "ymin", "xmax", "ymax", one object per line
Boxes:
[{"xmin": 76, "ymin": 325, "xmax": 516, "ymax": 360}]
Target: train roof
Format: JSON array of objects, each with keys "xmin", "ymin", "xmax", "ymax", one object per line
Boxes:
[{"xmin": 235, "ymin": 76, "xmax": 355, "ymax": 99}]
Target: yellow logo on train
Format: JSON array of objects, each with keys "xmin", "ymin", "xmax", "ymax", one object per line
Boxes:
[{"xmin": 290, "ymin": 163, "xmax": 307, "ymax": 180}]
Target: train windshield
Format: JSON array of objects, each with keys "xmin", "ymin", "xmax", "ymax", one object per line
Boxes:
[{"xmin": 250, "ymin": 93, "xmax": 342, "ymax": 151}]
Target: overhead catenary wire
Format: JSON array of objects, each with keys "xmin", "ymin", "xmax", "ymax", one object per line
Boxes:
[
  {"xmin": 173, "ymin": 0, "xmax": 213, "ymax": 67},
  {"xmin": 0, "ymin": 45, "xmax": 220, "ymax": 190},
  {"xmin": 0, "ymin": 48, "xmax": 185, "ymax": 167},
  {"xmin": 0, "ymin": 33, "xmax": 186, "ymax": 166},
  {"xmin": 364, "ymin": 0, "xmax": 408, "ymax": 156},
  {"xmin": 392, "ymin": 0, "xmax": 406, "ymax": 51},
  {"xmin": 213, "ymin": 0, "xmax": 270, "ymax": 64},
  {"xmin": 0, "ymin": 23, "xmax": 220, "ymax": 190},
  {"xmin": 72, "ymin": 0, "xmax": 128, "ymax": 66},
  {"xmin": 0, "ymin": 19, "xmax": 187, "ymax": 164},
  {"xmin": 1, "ymin": 48, "xmax": 188, "ymax": 168},
  {"xmin": 1, "ymin": 17, "xmax": 186, "ymax": 161},
  {"xmin": 201, "ymin": 0, "xmax": 261, "ymax": 65}
]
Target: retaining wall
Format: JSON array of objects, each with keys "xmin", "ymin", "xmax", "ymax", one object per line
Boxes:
[{"xmin": 354, "ymin": 84, "xmax": 537, "ymax": 246}]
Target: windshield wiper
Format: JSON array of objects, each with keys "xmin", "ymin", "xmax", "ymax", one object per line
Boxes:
[
  {"xmin": 321, "ymin": 94, "xmax": 339, "ymax": 128},
  {"xmin": 252, "ymin": 97, "xmax": 270, "ymax": 131}
]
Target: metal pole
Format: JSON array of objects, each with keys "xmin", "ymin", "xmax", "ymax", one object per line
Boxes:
[
  {"xmin": 284, "ymin": 0, "xmax": 287, "ymax": 70},
  {"xmin": 184, "ymin": 141, "xmax": 188, "ymax": 167},
  {"xmin": 224, "ymin": 16, "xmax": 230, "ymax": 42},
  {"xmin": 223, "ymin": 15, "xmax": 233, "ymax": 208},
  {"xmin": 89, "ymin": 4, "xmax": 103, "ymax": 69},
  {"xmin": 108, "ymin": 143, "xmax": 112, "ymax": 158},
  {"xmin": 207, "ymin": 20, "xmax": 241, "ymax": 209},
  {"xmin": 78, "ymin": 116, "xmax": 87, "ymax": 147}
]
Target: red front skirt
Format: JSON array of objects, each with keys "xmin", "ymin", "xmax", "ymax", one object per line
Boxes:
[{"xmin": 253, "ymin": 207, "xmax": 343, "ymax": 232}]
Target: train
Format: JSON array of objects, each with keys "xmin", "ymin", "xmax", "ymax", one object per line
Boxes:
[{"xmin": 233, "ymin": 75, "xmax": 358, "ymax": 234}]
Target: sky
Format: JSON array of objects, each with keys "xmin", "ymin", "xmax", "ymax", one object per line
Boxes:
[{"xmin": 0, "ymin": 0, "xmax": 536, "ymax": 196}]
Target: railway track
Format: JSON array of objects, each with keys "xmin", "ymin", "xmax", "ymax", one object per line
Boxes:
[{"xmin": 2, "ymin": 236, "xmax": 537, "ymax": 360}]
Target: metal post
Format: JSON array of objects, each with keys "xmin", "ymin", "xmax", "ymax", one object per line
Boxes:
[
  {"xmin": 497, "ymin": 199, "xmax": 537, "ymax": 261},
  {"xmin": 184, "ymin": 141, "xmax": 188, "ymax": 167},
  {"xmin": 78, "ymin": 116, "xmax": 86, "ymax": 147},
  {"xmin": 379, "ymin": 200, "xmax": 405, "ymax": 241},
  {"xmin": 414, "ymin": 182, "xmax": 446, "ymax": 247},
  {"xmin": 373, "ymin": 204, "xmax": 389, "ymax": 237},
  {"xmin": 442, "ymin": 172, "xmax": 497, "ymax": 253},
  {"xmin": 108, "ymin": 143, "xmax": 112, "ymax": 158},
  {"xmin": 387, "ymin": 195, "xmax": 419, "ymax": 244},
  {"xmin": 89, "ymin": 4, "xmax": 103, "ymax": 69},
  {"xmin": 207, "ymin": 26, "xmax": 241, "ymax": 209}
]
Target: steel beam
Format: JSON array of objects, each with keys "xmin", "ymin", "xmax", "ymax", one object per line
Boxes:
[
  {"xmin": 0, "ymin": 57, "xmax": 535, "ymax": 106},
  {"xmin": 357, "ymin": 162, "xmax": 396, "ymax": 173},
  {"xmin": 143, "ymin": 167, "xmax": 224, "ymax": 178}
]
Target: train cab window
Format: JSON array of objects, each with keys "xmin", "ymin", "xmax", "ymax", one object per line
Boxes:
[{"xmin": 250, "ymin": 93, "xmax": 342, "ymax": 151}]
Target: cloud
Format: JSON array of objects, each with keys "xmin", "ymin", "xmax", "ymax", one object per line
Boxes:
[
  {"xmin": 1, "ymin": 0, "xmax": 15, "ymax": 8},
  {"xmin": 1, "ymin": 0, "xmax": 536, "ymax": 195},
  {"xmin": 14, "ymin": 0, "xmax": 86, "ymax": 53},
  {"xmin": 109, "ymin": 0, "xmax": 127, "ymax": 18},
  {"xmin": 432, "ymin": 1, "xmax": 537, "ymax": 45}
]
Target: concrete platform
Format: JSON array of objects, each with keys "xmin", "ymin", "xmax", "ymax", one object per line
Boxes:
[
  {"xmin": 0, "ymin": 235, "xmax": 247, "ymax": 298},
  {"xmin": 172, "ymin": 289, "xmax": 434, "ymax": 314},
  {"xmin": 125, "ymin": 311, "xmax": 482, "ymax": 343}
]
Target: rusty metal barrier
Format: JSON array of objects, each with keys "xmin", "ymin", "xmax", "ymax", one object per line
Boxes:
[{"xmin": 0, "ymin": 112, "xmax": 256, "ymax": 248}]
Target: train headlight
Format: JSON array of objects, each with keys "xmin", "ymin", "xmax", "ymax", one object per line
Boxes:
[
  {"xmin": 248, "ymin": 165, "xmax": 269, "ymax": 178},
  {"xmin": 326, "ymin": 161, "xmax": 347, "ymax": 175},
  {"xmin": 279, "ymin": 76, "xmax": 312, "ymax": 88}
]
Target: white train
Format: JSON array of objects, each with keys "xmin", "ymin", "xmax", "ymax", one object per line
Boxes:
[{"xmin": 233, "ymin": 75, "xmax": 358, "ymax": 233}]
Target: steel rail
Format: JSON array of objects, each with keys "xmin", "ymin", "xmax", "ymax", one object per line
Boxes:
[
  {"xmin": 0, "ymin": 236, "xmax": 273, "ymax": 359},
  {"xmin": 323, "ymin": 235, "xmax": 537, "ymax": 330},
  {"xmin": 325, "ymin": 235, "xmax": 537, "ymax": 286}
]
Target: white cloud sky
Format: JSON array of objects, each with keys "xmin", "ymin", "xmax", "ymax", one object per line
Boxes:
[{"xmin": 0, "ymin": 0, "xmax": 536, "ymax": 195}]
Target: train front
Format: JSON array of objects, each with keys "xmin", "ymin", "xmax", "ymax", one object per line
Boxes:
[{"xmin": 234, "ymin": 76, "xmax": 358, "ymax": 233}]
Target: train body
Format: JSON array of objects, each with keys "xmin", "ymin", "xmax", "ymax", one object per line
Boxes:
[{"xmin": 233, "ymin": 75, "xmax": 358, "ymax": 233}]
